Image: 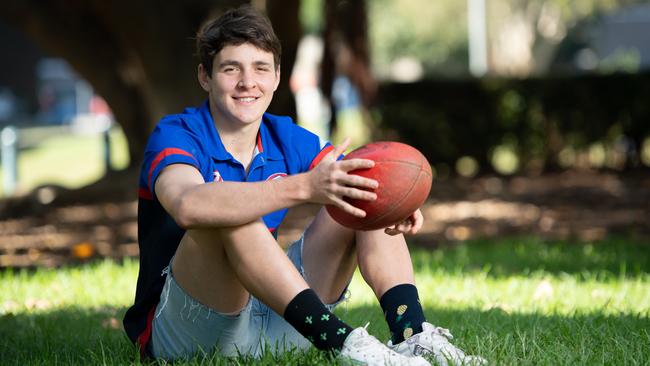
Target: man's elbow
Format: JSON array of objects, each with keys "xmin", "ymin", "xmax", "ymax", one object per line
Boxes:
[{"xmin": 173, "ymin": 195, "xmax": 201, "ymax": 229}]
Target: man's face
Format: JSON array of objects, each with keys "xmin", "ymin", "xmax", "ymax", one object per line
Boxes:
[{"xmin": 201, "ymin": 43, "xmax": 280, "ymax": 127}]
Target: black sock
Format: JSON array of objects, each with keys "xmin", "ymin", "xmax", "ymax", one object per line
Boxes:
[
  {"xmin": 283, "ymin": 288, "xmax": 353, "ymax": 351},
  {"xmin": 379, "ymin": 283, "xmax": 426, "ymax": 344}
]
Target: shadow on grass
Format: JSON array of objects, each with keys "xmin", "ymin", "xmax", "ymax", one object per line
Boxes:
[
  {"xmin": 337, "ymin": 304, "xmax": 650, "ymax": 366},
  {"xmin": 2, "ymin": 304, "xmax": 649, "ymax": 366},
  {"xmin": 409, "ymin": 236, "xmax": 650, "ymax": 278},
  {"xmin": 0, "ymin": 306, "xmax": 138, "ymax": 365},
  {"xmin": 2, "ymin": 239, "xmax": 649, "ymax": 365}
]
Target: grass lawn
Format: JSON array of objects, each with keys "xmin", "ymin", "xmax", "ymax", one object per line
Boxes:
[
  {"xmin": 1, "ymin": 237, "xmax": 649, "ymax": 365},
  {"xmin": 0, "ymin": 126, "xmax": 130, "ymax": 197}
]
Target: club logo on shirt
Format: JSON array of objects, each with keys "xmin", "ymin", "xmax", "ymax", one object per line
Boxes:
[
  {"xmin": 213, "ymin": 170, "xmax": 224, "ymax": 182},
  {"xmin": 266, "ymin": 172, "xmax": 287, "ymax": 180}
]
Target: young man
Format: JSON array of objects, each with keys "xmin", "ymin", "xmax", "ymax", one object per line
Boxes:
[{"xmin": 123, "ymin": 6, "xmax": 484, "ymax": 366}]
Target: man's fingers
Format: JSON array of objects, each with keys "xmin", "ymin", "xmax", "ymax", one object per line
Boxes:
[
  {"xmin": 340, "ymin": 186, "xmax": 377, "ymax": 201},
  {"xmin": 384, "ymin": 213, "xmax": 421, "ymax": 236},
  {"xmin": 331, "ymin": 137, "xmax": 351, "ymax": 159},
  {"xmin": 332, "ymin": 197, "xmax": 366, "ymax": 218},
  {"xmin": 411, "ymin": 211, "xmax": 424, "ymax": 233},
  {"xmin": 339, "ymin": 173, "xmax": 378, "ymax": 190},
  {"xmin": 384, "ymin": 226, "xmax": 401, "ymax": 236},
  {"xmin": 396, "ymin": 221, "xmax": 413, "ymax": 232},
  {"xmin": 320, "ymin": 138, "xmax": 351, "ymax": 164},
  {"xmin": 406, "ymin": 210, "xmax": 423, "ymax": 234},
  {"xmin": 339, "ymin": 158, "xmax": 375, "ymax": 172}
]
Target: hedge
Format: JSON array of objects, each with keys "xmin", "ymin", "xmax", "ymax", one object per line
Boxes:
[{"xmin": 374, "ymin": 72, "xmax": 650, "ymax": 174}]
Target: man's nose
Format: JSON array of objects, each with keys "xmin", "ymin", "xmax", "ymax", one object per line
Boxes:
[{"xmin": 238, "ymin": 71, "xmax": 256, "ymax": 89}]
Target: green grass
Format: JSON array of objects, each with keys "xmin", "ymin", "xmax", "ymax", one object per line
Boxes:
[
  {"xmin": 1, "ymin": 237, "xmax": 649, "ymax": 365},
  {"xmin": 0, "ymin": 127, "xmax": 130, "ymax": 197}
]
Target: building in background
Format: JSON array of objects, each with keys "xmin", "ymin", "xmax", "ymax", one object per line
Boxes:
[
  {"xmin": 549, "ymin": 3, "xmax": 650, "ymax": 75},
  {"xmin": 0, "ymin": 21, "xmax": 111, "ymax": 129}
]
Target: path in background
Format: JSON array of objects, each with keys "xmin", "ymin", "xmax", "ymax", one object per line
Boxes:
[{"xmin": 0, "ymin": 170, "xmax": 648, "ymax": 268}]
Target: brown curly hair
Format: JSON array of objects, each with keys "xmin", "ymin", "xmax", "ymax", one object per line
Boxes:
[{"xmin": 196, "ymin": 6, "xmax": 282, "ymax": 75}]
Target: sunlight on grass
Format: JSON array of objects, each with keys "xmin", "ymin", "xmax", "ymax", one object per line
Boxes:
[
  {"xmin": 348, "ymin": 237, "xmax": 650, "ymax": 317},
  {"xmin": 0, "ymin": 259, "xmax": 138, "ymax": 313},
  {"xmin": 0, "ymin": 127, "xmax": 129, "ymax": 197},
  {"xmin": 1, "ymin": 238, "xmax": 649, "ymax": 365},
  {"xmin": 349, "ymin": 269, "xmax": 650, "ymax": 316}
]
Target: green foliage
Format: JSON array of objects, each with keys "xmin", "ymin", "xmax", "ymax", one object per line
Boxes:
[
  {"xmin": 300, "ymin": 0, "xmax": 323, "ymax": 34},
  {"xmin": 375, "ymin": 72, "xmax": 650, "ymax": 173},
  {"xmin": 2, "ymin": 237, "xmax": 649, "ymax": 365},
  {"xmin": 542, "ymin": 0, "xmax": 637, "ymax": 20},
  {"xmin": 367, "ymin": 0, "xmax": 646, "ymax": 78},
  {"xmin": 368, "ymin": 0, "xmax": 469, "ymax": 77}
]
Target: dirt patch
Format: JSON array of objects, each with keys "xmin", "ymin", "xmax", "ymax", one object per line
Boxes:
[{"xmin": 1, "ymin": 170, "xmax": 648, "ymax": 268}]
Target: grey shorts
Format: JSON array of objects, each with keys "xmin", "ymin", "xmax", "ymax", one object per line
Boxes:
[{"xmin": 150, "ymin": 237, "xmax": 349, "ymax": 360}]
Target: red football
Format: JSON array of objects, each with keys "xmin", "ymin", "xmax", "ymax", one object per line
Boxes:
[{"xmin": 326, "ymin": 141, "xmax": 433, "ymax": 231}]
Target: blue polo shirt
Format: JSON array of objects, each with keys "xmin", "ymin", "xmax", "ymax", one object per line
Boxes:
[{"xmin": 123, "ymin": 101, "xmax": 333, "ymax": 354}]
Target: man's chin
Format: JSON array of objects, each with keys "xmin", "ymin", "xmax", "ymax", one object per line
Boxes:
[{"xmin": 235, "ymin": 114, "xmax": 264, "ymax": 125}]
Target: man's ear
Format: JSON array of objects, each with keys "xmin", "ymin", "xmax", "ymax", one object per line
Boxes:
[{"xmin": 197, "ymin": 64, "xmax": 210, "ymax": 92}]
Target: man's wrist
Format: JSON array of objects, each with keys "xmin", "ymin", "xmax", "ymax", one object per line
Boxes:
[{"xmin": 285, "ymin": 173, "xmax": 311, "ymax": 203}]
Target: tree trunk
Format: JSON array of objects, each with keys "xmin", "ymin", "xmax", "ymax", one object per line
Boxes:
[
  {"xmin": 0, "ymin": 0, "xmax": 248, "ymax": 168},
  {"xmin": 320, "ymin": 0, "xmax": 376, "ymax": 136},
  {"xmin": 265, "ymin": 0, "xmax": 301, "ymax": 119}
]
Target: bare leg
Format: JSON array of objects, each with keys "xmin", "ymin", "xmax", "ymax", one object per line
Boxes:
[
  {"xmin": 355, "ymin": 229, "xmax": 415, "ymax": 299},
  {"xmin": 302, "ymin": 208, "xmax": 415, "ymax": 303},
  {"xmin": 301, "ymin": 209, "xmax": 357, "ymax": 303},
  {"xmin": 171, "ymin": 219, "xmax": 308, "ymax": 315}
]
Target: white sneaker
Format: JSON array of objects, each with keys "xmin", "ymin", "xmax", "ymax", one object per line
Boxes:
[
  {"xmin": 387, "ymin": 322, "xmax": 486, "ymax": 366},
  {"xmin": 339, "ymin": 325, "xmax": 431, "ymax": 366}
]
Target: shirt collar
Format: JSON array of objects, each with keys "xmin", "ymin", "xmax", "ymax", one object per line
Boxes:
[
  {"xmin": 199, "ymin": 101, "xmax": 231, "ymax": 161},
  {"xmin": 199, "ymin": 101, "xmax": 283, "ymax": 162},
  {"xmin": 259, "ymin": 114, "xmax": 284, "ymax": 161}
]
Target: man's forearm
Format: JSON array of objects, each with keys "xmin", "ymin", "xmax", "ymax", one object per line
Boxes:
[{"xmin": 174, "ymin": 173, "xmax": 312, "ymax": 229}]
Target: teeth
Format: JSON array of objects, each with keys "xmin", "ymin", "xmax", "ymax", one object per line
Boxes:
[{"xmin": 237, "ymin": 97, "xmax": 256, "ymax": 102}]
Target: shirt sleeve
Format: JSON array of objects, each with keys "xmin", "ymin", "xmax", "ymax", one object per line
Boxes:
[
  {"xmin": 142, "ymin": 119, "xmax": 202, "ymax": 197},
  {"xmin": 308, "ymin": 140, "xmax": 335, "ymax": 170},
  {"xmin": 285, "ymin": 122, "xmax": 335, "ymax": 172}
]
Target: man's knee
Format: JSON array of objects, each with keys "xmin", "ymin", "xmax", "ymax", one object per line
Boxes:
[
  {"xmin": 187, "ymin": 220, "xmax": 271, "ymax": 249},
  {"xmin": 305, "ymin": 209, "xmax": 356, "ymax": 247}
]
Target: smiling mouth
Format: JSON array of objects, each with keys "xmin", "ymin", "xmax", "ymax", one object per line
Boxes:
[{"xmin": 234, "ymin": 97, "xmax": 258, "ymax": 103}]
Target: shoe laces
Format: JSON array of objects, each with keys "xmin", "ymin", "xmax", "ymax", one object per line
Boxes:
[
  {"xmin": 344, "ymin": 323, "xmax": 411, "ymax": 362},
  {"xmin": 430, "ymin": 326, "xmax": 453, "ymax": 340},
  {"xmin": 347, "ymin": 322, "xmax": 382, "ymax": 349},
  {"xmin": 360, "ymin": 323, "xmax": 385, "ymax": 348}
]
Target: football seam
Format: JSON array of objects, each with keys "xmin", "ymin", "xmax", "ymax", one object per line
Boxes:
[
  {"xmin": 369, "ymin": 159, "xmax": 421, "ymax": 167},
  {"xmin": 365, "ymin": 159, "xmax": 432, "ymax": 178},
  {"xmin": 362, "ymin": 167, "xmax": 426, "ymax": 229}
]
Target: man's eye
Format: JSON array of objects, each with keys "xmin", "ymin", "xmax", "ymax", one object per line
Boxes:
[{"xmin": 224, "ymin": 67, "xmax": 238, "ymax": 73}]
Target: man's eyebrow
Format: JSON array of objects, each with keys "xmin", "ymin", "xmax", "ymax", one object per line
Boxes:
[
  {"xmin": 218, "ymin": 60, "xmax": 242, "ymax": 68},
  {"xmin": 218, "ymin": 60, "xmax": 274, "ymax": 68},
  {"xmin": 253, "ymin": 61, "xmax": 273, "ymax": 67}
]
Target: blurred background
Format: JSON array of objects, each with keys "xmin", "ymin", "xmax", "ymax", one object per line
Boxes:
[{"xmin": 0, "ymin": 0, "xmax": 648, "ymax": 267}]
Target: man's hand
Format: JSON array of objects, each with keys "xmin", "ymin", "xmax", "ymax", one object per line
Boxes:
[
  {"xmin": 384, "ymin": 209, "xmax": 424, "ymax": 236},
  {"xmin": 307, "ymin": 138, "xmax": 378, "ymax": 218}
]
